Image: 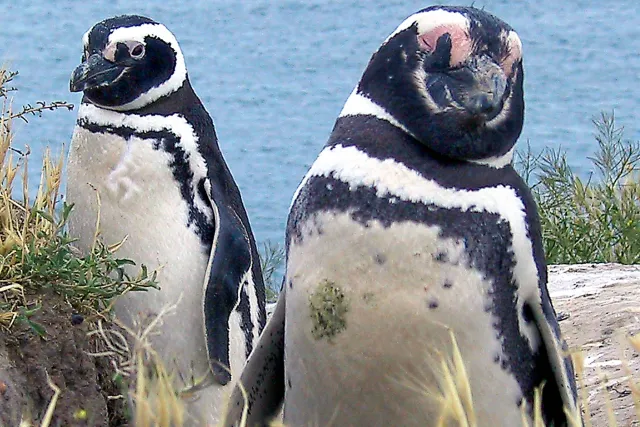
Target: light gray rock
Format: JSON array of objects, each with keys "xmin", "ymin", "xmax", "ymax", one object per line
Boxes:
[{"xmin": 549, "ymin": 263, "xmax": 640, "ymax": 427}]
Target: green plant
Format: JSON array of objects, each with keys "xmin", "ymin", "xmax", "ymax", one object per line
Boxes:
[
  {"xmin": 516, "ymin": 112, "xmax": 640, "ymax": 264},
  {"xmin": 0, "ymin": 67, "xmax": 158, "ymax": 328},
  {"xmin": 259, "ymin": 240, "xmax": 285, "ymax": 302}
]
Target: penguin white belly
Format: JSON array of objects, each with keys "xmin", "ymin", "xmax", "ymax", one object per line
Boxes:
[
  {"xmin": 284, "ymin": 211, "xmax": 525, "ymax": 427},
  {"xmin": 67, "ymin": 127, "xmax": 241, "ymax": 423}
]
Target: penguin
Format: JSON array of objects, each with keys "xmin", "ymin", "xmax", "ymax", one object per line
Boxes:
[
  {"xmin": 224, "ymin": 6, "xmax": 579, "ymax": 427},
  {"xmin": 66, "ymin": 15, "xmax": 266, "ymax": 424}
]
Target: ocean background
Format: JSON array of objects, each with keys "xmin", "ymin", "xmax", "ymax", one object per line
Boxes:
[{"xmin": 1, "ymin": 0, "xmax": 638, "ymax": 248}]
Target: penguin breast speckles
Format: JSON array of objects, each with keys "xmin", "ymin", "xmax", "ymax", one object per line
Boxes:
[{"xmin": 284, "ymin": 211, "xmax": 524, "ymax": 426}]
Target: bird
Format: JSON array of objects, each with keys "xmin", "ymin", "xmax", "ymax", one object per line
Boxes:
[
  {"xmin": 66, "ymin": 14, "xmax": 266, "ymax": 424},
  {"xmin": 224, "ymin": 5, "xmax": 578, "ymax": 427}
]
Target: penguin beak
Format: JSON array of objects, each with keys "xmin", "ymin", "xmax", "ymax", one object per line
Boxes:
[
  {"xmin": 70, "ymin": 53, "xmax": 125, "ymax": 93},
  {"xmin": 459, "ymin": 57, "xmax": 508, "ymax": 118}
]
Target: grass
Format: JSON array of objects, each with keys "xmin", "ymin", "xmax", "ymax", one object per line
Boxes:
[
  {"xmin": 260, "ymin": 240, "xmax": 285, "ymax": 303},
  {"xmin": 0, "ymin": 68, "xmax": 163, "ymax": 426},
  {"xmin": 0, "ymin": 69, "xmax": 159, "ymax": 331},
  {"xmin": 516, "ymin": 112, "xmax": 640, "ymax": 264}
]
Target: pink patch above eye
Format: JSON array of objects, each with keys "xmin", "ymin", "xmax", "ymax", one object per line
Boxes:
[
  {"xmin": 501, "ymin": 32, "xmax": 522, "ymax": 76},
  {"xmin": 417, "ymin": 25, "xmax": 472, "ymax": 68}
]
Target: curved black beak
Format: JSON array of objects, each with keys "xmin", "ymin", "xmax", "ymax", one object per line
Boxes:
[
  {"xmin": 70, "ymin": 53, "xmax": 125, "ymax": 93},
  {"xmin": 460, "ymin": 58, "xmax": 508, "ymax": 118}
]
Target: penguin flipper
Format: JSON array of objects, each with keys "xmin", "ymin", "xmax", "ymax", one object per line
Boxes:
[
  {"xmin": 527, "ymin": 294, "xmax": 579, "ymax": 425},
  {"xmin": 223, "ymin": 291, "xmax": 286, "ymax": 427},
  {"xmin": 202, "ymin": 177, "xmax": 253, "ymax": 385}
]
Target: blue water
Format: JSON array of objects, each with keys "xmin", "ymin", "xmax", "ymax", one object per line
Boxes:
[{"xmin": 2, "ymin": 1, "xmax": 639, "ymax": 246}]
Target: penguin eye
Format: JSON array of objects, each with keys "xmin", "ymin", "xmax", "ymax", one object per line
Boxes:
[
  {"xmin": 130, "ymin": 43, "xmax": 145, "ymax": 59},
  {"xmin": 418, "ymin": 25, "xmax": 472, "ymax": 69}
]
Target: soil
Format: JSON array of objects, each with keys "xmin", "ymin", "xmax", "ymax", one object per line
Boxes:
[{"xmin": 0, "ymin": 292, "xmax": 126, "ymax": 427}]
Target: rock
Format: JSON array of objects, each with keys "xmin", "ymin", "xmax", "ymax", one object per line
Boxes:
[{"xmin": 549, "ymin": 263, "xmax": 640, "ymax": 427}]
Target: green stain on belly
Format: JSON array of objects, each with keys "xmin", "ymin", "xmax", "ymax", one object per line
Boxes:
[{"xmin": 309, "ymin": 279, "xmax": 349, "ymax": 341}]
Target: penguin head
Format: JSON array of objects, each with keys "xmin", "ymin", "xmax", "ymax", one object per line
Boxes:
[
  {"xmin": 70, "ymin": 15, "xmax": 187, "ymax": 111},
  {"xmin": 357, "ymin": 6, "xmax": 524, "ymax": 162}
]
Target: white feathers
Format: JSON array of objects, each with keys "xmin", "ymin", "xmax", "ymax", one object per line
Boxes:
[
  {"xmin": 78, "ymin": 103, "xmax": 212, "ymax": 225},
  {"xmin": 468, "ymin": 146, "xmax": 515, "ymax": 169},
  {"xmin": 505, "ymin": 30, "xmax": 523, "ymax": 59},
  {"xmin": 298, "ymin": 144, "xmax": 541, "ymax": 346},
  {"xmin": 82, "ymin": 29, "xmax": 90, "ymax": 49},
  {"xmin": 245, "ymin": 271, "xmax": 262, "ymax": 350},
  {"xmin": 285, "ymin": 210, "xmax": 526, "ymax": 426},
  {"xmin": 339, "ymin": 89, "xmax": 413, "ymax": 135},
  {"xmin": 104, "ymin": 23, "xmax": 187, "ymax": 111},
  {"xmin": 105, "ymin": 137, "xmax": 144, "ymax": 200}
]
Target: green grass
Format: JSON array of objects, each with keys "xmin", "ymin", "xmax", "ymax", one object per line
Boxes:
[
  {"xmin": 259, "ymin": 240, "xmax": 285, "ymax": 302},
  {"xmin": 517, "ymin": 112, "xmax": 640, "ymax": 265},
  {"xmin": 0, "ymin": 68, "xmax": 159, "ymax": 330}
]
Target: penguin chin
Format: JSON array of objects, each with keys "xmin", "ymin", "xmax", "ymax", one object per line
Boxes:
[
  {"xmin": 459, "ymin": 113, "xmax": 491, "ymax": 132},
  {"xmin": 82, "ymin": 79, "xmax": 138, "ymax": 110}
]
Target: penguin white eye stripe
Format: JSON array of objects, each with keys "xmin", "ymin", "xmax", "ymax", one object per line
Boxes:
[
  {"xmin": 108, "ymin": 23, "xmax": 171, "ymax": 45},
  {"xmin": 104, "ymin": 23, "xmax": 187, "ymax": 111}
]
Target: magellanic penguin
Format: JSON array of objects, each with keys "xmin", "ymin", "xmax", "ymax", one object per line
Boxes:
[
  {"xmin": 66, "ymin": 15, "xmax": 266, "ymax": 424},
  {"xmin": 224, "ymin": 6, "xmax": 579, "ymax": 427}
]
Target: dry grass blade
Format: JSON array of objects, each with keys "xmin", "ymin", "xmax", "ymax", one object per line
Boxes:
[
  {"xmin": 571, "ymin": 351, "xmax": 592, "ymax": 427},
  {"xmin": 0, "ymin": 67, "xmax": 162, "ymax": 425},
  {"xmin": 40, "ymin": 373, "xmax": 61, "ymax": 427}
]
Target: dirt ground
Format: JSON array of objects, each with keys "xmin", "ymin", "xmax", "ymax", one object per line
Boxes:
[
  {"xmin": 550, "ymin": 264, "xmax": 640, "ymax": 427},
  {"xmin": 0, "ymin": 293, "xmax": 126, "ymax": 427}
]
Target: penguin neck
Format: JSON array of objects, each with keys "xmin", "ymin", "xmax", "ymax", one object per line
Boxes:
[
  {"xmin": 80, "ymin": 77, "xmax": 204, "ymax": 118},
  {"xmin": 333, "ymin": 100, "xmax": 515, "ymax": 171},
  {"xmin": 127, "ymin": 77, "xmax": 203, "ymax": 117},
  {"xmin": 327, "ymin": 114, "xmax": 516, "ymax": 190},
  {"xmin": 328, "ymin": 114, "xmax": 460, "ymax": 167}
]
